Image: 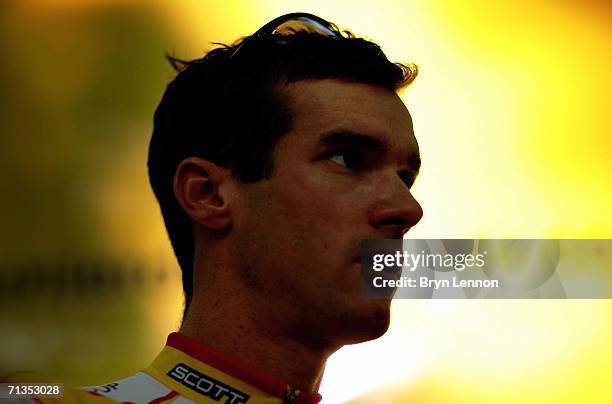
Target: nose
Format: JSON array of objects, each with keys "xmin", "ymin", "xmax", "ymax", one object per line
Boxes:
[{"xmin": 369, "ymin": 174, "xmax": 424, "ymax": 239}]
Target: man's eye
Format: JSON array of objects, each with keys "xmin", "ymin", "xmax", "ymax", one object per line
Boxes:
[
  {"xmin": 328, "ymin": 150, "xmax": 364, "ymax": 171},
  {"xmin": 398, "ymin": 171, "xmax": 416, "ymax": 189}
]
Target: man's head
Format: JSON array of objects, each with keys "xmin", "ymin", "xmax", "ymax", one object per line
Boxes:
[{"xmin": 148, "ymin": 13, "xmax": 422, "ymax": 344}]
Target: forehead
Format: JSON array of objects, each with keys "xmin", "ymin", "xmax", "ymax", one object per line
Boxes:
[{"xmin": 282, "ymin": 79, "xmax": 418, "ymax": 156}]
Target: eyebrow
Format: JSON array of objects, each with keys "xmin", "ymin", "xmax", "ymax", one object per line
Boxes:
[{"xmin": 319, "ymin": 130, "xmax": 421, "ymax": 173}]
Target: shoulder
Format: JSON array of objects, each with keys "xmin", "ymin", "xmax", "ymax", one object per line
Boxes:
[
  {"xmin": 1, "ymin": 371, "xmax": 115, "ymax": 403},
  {"xmin": 84, "ymin": 371, "xmax": 179, "ymax": 403},
  {"xmin": 2, "ymin": 370, "xmax": 179, "ymax": 403}
]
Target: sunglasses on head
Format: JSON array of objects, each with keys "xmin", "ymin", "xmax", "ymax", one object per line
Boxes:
[{"xmin": 230, "ymin": 12, "xmax": 341, "ymax": 58}]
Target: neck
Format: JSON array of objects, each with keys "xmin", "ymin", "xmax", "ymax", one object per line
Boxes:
[{"xmin": 180, "ymin": 296, "xmax": 334, "ymax": 393}]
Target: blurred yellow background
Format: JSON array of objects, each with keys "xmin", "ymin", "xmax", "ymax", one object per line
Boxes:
[{"xmin": 1, "ymin": 0, "xmax": 611, "ymax": 403}]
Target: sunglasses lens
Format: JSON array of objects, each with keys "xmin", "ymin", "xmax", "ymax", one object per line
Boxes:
[
  {"xmin": 271, "ymin": 17, "xmax": 337, "ymax": 37},
  {"xmin": 230, "ymin": 14, "xmax": 338, "ymax": 58}
]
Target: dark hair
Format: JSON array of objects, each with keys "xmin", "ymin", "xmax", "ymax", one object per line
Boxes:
[{"xmin": 148, "ymin": 25, "xmax": 417, "ymax": 315}]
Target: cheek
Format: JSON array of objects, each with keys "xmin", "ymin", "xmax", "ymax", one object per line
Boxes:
[
  {"xmin": 272, "ymin": 168, "xmax": 368, "ymax": 224},
  {"xmin": 235, "ymin": 165, "xmax": 381, "ymax": 256},
  {"xmin": 235, "ymin": 182, "xmax": 309, "ymax": 246}
]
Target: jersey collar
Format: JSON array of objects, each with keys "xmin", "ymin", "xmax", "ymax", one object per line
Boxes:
[{"xmin": 145, "ymin": 332, "xmax": 322, "ymax": 404}]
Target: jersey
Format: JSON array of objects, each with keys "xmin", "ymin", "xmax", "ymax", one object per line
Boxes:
[{"xmin": 5, "ymin": 333, "xmax": 322, "ymax": 404}]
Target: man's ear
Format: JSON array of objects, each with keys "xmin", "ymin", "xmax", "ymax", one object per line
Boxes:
[{"xmin": 173, "ymin": 157, "xmax": 232, "ymax": 230}]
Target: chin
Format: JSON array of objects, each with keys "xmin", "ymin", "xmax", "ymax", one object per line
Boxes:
[
  {"xmin": 339, "ymin": 299, "xmax": 392, "ymax": 345},
  {"xmin": 298, "ymin": 296, "xmax": 393, "ymax": 346}
]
